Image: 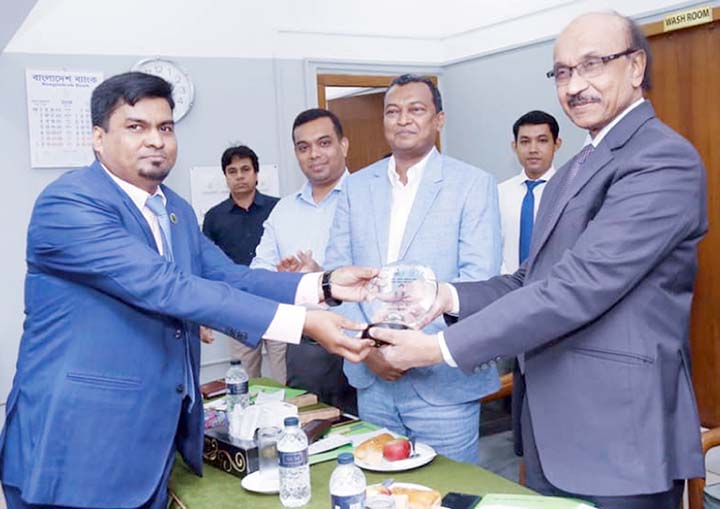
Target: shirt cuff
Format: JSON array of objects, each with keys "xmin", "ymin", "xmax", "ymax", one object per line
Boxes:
[
  {"xmin": 437, "ymin": 331, "xmax": 458, "ymax": 368},
  {"xmin": 448, "ymin": 283, "xmax": 460, "ymax": 315},
  {"xmin": 295, "ymin": 272, "xmax": 323, "ymax": 306},
  {"xmin": 262, "ymin": 304, "xmax": 305, "ymax": 345}
]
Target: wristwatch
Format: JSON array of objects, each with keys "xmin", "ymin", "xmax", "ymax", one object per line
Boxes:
[{"xmin": 322, "ymin": 271, "xmax": 342, "ymax": 307}]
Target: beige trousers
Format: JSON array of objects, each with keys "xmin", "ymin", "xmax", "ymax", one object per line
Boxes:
[{"xmin": 228, "ymin": 339, "xmax": 287, "ymax": 384}]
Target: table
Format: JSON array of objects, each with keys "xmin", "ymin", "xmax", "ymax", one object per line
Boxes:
[
  {"xmin": 169, "ymin": 379, "xmax": 534, "ymax": 508},
  {"xmin": 170, "ymin": 453, "xmax": 534, "ymax": 509}
]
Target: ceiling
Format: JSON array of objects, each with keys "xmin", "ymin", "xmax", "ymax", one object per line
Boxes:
[{"xmin": 2, "ymin": 0, "xmax": 709, "ymax": 64}]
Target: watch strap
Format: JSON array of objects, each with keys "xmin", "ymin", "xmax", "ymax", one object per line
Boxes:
[{"xmin": 322, "ymin": 270, "xmax": 342, "ymax": 307}]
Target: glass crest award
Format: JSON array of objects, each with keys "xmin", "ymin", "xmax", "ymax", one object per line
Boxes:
[{"xmin": 363, "ymin": 264, "xmax": 438, "ymax": 346}]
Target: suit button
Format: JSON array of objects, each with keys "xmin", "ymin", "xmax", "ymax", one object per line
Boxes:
[
  {"xmin": 175, "ymin": 329, "xmax": 183, "ymax": 339},
  {"xmin": 176, "ymin": 384, "xmax": 185, "ymax": 393}
]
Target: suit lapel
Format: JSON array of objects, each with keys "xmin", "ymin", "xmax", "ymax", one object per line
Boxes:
[
  {"xmin": 529, "ymin": 145, "xmax": 611, "ymax": 261},
  {"xmin": 163, "ymin": 188, "xmax": 191, "ymax": 271},
  {"xmin": 92, "ymin": 162, "xmax": 158, "ymax": 252},
  {"xmin": 369, "ymin": 163, "xmax": 392, "ymax": 265},
  {"xmin": 529, "ymin": 101, "xmax": 657, "ymax": 261},
  {"xmin": 398, "ymin": 151, "xmax": 443, "ymax": 261}
]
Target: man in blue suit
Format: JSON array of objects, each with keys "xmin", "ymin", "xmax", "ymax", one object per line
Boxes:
[
  {"xmin": 0, "ymin": 72, "xmax": 375, "ymax": 509},
  {"xmin": 324, "ymin": 74, "xmax": 502, "ymax": 464},
  {"xmin": 376, "ymin": 14, "xmax": 705, "ymax": 509}
]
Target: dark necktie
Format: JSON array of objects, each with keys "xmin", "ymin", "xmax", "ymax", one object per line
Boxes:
[
  {"xmin": 518, "ymin": 179, "xmax": 545, "ymax": 264},
  {"xmin": 564, "ymin": 143, "xmax": 594, "ymax": 193}
]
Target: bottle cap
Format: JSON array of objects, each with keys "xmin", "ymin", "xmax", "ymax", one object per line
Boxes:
[
  {"xmin": 337, "ymin": 452, "xmax": 354, "ymax": 465},
  {"xmin": 284, "ymin": 416, "xmax": 299, "ymax": 427},
  {"xmin": 230, "ymin": 360, "xmax": 242, "ymax": 366}
]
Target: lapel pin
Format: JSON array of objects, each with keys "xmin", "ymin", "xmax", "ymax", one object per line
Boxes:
[{"xmin": 170, "ymin": 213, "xmax": 178, "ymax": 224}]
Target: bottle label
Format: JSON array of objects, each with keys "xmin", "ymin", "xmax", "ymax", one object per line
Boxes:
[
  {"xmin": 331, "ymin": 493, "xmax": 365, "ymax": 509},
  {"xmin": 227, "ymin": 381, "xmax": 248, "ymax": 395},
  {"xmin": 278, "ymin": 449, "xmax": 308, "ymax": 468}
]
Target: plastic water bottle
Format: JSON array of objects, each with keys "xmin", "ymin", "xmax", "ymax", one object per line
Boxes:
[
  {"xmin": 225, "ymin": 360, "xmax": 249, "ymax": 414},
  {"xmin": 278, "ymin": 416, "xmax": 311, "ymax": 507},
  {"xmin": 329, "ymin": 452, "xmax": 366, "ymax": 509}
]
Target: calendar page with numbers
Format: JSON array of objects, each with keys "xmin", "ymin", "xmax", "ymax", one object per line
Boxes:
[{"xmin": 25, "ymin": 69, "xmax": 104, "ymax": 168}]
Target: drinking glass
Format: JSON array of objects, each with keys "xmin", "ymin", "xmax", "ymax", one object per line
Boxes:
[{"xmin": 257, "ymin": 426, "xmax": 281, "ymax": 480}]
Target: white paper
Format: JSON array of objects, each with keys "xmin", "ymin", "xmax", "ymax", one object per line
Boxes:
[
  {"xmin": 189, "ymin": 164, "xmax": 280, "ymax": 225},
  {"xmin": 25, "ymin": 69, "xmax": 103, "ymax": 168}
]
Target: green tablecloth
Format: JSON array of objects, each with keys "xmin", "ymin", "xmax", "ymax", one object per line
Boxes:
[
  {"xmin": 170, "ymin": 453, "xmax": 534, "ymax": 509},
  {"xmin": 170, "ymin": 378, "xmax": 534, "ymax": 508}
]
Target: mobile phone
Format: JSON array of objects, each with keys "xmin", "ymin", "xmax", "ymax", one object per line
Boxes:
[{"xmin": 441, "ymin": 492, "xmax": 482, "ymax": 509}]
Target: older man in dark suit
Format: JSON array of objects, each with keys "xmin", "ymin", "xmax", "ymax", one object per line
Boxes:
[{"xmin": 375, "ymin": 12, "xmax": 706, "ymax": 509}]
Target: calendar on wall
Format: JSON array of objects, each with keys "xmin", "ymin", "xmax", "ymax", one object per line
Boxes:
[{"xmin": 25, "ymin": 69, "xmax": 104, "ymax": 168}]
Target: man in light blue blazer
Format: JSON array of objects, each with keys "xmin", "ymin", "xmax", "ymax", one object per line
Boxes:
[
  {"xmin": 0, "ymin": 72, "xmax": 374, "ymax": 509},
  {"xmin": 324, "ymin": 74, "xmax": 502, "ymax": 464}
]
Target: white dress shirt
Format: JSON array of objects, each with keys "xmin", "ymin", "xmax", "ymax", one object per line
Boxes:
[
  {"xmin": 587, "ymin": 98, "xmax": 645, "ymax": 147},
  {"xmin": 386, "ymin": 147, "xmax": 436, "ymax": 263},
  {"xmin": 498, "ymin": 166, "xmax": 556, "ymax": 274},
  {"xmin": 102, "ymin": 165, "xmax": 319, "ymax": 344}
]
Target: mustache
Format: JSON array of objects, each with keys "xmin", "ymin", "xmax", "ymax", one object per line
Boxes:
[{"xmin": 568, "ymin": 94, "xmax": 601, "ymax": 108}]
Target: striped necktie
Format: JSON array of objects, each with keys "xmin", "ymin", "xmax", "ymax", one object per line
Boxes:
[
  {"xmin": 145, "ymin": 194, "xmax": 174, "ymax": 261},
  {"xmin": 145, "ymin": 194, "xmax": 196, "ymax": 410}
]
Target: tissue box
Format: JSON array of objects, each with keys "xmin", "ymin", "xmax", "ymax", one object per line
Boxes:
[{"xmin": 203, "ymin": 426, "xmax": 258, "ymax": 479}]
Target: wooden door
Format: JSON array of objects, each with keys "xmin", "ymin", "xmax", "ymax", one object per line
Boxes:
[
  {"xmin": 644, "ymin": 14, "xmax": 720, "ymax": 427},
  {"xmin": 329, "ymin": 92, "xmax": 390, "ymax": 172}
]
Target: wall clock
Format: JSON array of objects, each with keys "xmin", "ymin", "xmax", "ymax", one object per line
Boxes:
[{"xmin": 132, "ymin": 57, "xmax": 195, "ymax": 122}]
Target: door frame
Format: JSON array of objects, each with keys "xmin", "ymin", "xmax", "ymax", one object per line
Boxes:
[{"xmin": 316, "ymin": 73, "xmax": 439, "ymax": 109}]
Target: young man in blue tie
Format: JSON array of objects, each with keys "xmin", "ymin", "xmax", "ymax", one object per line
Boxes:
[{"xmin": 498, "ymin": 110, "xmax": 562, "ymax": 274}]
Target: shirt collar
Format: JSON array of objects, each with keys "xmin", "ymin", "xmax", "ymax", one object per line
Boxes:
[
  {"xmin": 297, "ymin": 170, "xmax": 348, "ymax": 205},
  {"xmin": 520, "ymin": 165, "xmax": 556, "ymax": 184},
  {"xmin": 387, "ymin": 146, "xmax": 436, "ymax": 188},
  {"xmin": 586, "ymin": 98, "xmax": 645, "ymax": 148},
  {"xmin": 227, "ymin": 190, "xmax": 270, "ymax": 212},
  {"xmin": 101, "ymin": 163, "xmax": 166, "ymax": 209}
]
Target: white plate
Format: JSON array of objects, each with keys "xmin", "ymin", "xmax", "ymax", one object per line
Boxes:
[
  {"xmin": 355, "ymin": 442, "xmax": 437, "ymax": 472},
  {"xmin": 240, "ymin": 471, "xmax": 279, "ymax": 494}
]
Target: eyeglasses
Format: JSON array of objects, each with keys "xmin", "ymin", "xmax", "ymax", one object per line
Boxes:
[{"xmin": 546, "ymin": 48, "xmax": 639, "ymax": 85}]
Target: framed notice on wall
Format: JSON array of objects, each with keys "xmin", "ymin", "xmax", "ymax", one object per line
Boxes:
[
  {"xmin": 189, "ymin": 164, "xmax": 280, "ymax": 225},
  {"xmin": 25, "ymin": 69, "xmax": 104, "ymax": 168}
]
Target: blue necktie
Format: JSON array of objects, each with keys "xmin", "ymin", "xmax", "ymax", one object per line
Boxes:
[
  {"xmin": 518, "ymin": 179, "xmax": 545, "ymax": 264},
  {"xmin": 145, "ymin": 194, "xmax": 174, "ymax": 262},
  {"xmin": 146, "ymin": 194, "xmax": 196, "ymax": 410}
]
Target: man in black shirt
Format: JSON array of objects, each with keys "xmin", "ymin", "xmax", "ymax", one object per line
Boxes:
[
  {"xmin": 202, "ymin": 145, "xmax": 282, "ymax": 380},
  {"xmin": 202, "ymin": 146, "xmax": 279, "ymax": 265}
]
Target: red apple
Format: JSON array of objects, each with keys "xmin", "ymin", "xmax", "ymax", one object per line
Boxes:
[{"xmin": 382, "ymin": 439, "xmax": 411, "ymax": 461}]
